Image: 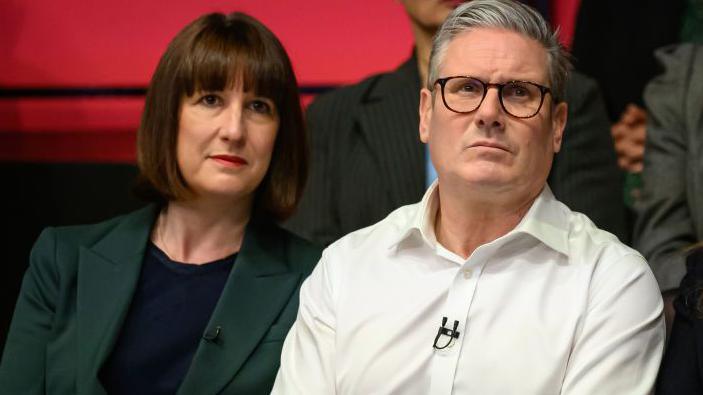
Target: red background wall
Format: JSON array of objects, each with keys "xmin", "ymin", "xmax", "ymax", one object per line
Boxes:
[{"xmin": 0, "ymin": 0, "xmax": 579, "ymax": 162}]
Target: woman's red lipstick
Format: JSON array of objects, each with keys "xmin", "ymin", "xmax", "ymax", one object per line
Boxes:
[{"xmin": 211, "ymin": 154, "xmax": 248, "ymax": 166}]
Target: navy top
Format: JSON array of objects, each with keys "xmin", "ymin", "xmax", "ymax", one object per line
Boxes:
[{"xmin": 100, "ymin": 242, "xmax": 236, "ymax": 395}]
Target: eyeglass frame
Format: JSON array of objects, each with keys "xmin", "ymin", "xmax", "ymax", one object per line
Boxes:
[{"xmin": 432, "ymin": 76, "xmax": 553, "ymax": 119}]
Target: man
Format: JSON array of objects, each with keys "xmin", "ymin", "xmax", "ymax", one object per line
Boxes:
[
  {"xmin": 273, "ymin": 1, "xmax": 663, "ymax": 393},
  {"xmin": 285, "ymin": 0, "xmax": 627, "ymax": 246}
]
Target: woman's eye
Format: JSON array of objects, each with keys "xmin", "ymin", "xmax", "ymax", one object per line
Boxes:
[
  {"xmin": 248, "ymin": 99, "xmax": 274, "ymax": 114},
  {"xmin": 199, "ymin": 94, "xmax": 222, "ymax": 107}
]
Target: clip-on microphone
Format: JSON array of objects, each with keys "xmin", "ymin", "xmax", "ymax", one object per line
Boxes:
[{"xmin": 433, "ymin": 316, "xmax": 460, "ymax": 350}]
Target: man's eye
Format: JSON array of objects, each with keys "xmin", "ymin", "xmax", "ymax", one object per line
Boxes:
[
  {"xmin": 450, "ymin": 79, "xmax": 482, "ymax": 95},
  {"xmin": 199, "ymin": 94, "xmax": 222, "ymax": 107},
  {"xmin": 505, "ymin": 84, "xmax": 530, "ymax": 98}
]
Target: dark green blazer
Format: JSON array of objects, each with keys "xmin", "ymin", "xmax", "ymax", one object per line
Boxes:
[{"xmin": 0, "ymin": 205, "xmax": 321, "ymax": 394}]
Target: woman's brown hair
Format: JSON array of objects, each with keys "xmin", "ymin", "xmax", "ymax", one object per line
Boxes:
[{"xmin": 135, "ymin": 12, "xmax": 307, "ymax": 222}]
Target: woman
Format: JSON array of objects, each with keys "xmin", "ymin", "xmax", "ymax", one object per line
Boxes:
[{"xmin": 0, "ymin": 12, "xmax": 320, "ymax": 395}]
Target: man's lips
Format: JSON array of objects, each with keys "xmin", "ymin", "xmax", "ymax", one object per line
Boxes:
[
  {"xmin": 210, "ymin": 154, "xmax": 248, "ymax": 166},
  {"xmin": 468, "ymin": 141, "xmax": 511, "ymax": 152}
]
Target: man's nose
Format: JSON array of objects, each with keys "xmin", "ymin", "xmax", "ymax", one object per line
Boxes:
[{"xmin": 474, "ymin": 88, "xmax": 505, "ymax": 131}]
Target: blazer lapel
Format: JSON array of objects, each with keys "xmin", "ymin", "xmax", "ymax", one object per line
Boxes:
[
  {"xmin": 356, "ymin": 56, "xmax": 426, "ymax": 205},
  {"xmin": 76, "ymin": 205, "xmax": 158, "ymax": 394},
  {"xmin": 177, "ymin": 222, "xmax": 301, "ymax": 395}
]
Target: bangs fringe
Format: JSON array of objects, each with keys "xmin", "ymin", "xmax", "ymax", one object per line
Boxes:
[{"xmin": 180, "ymin": 18, "xmax": 288, "ymax": 104}]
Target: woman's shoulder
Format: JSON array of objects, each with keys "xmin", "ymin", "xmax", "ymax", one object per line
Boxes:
[
  {"xmin": 25, "ymin": 205, "xmax": 157, "ymax": 285},
  {"xmin": 41, "ymin": 205, "xmax": 158, "ymax": 249},
  {"xmin": 251, "ymin": 222, "xmax": 322, "ymax": 275},
  {"xmin": 280, "ymin": 226, "xmax": 321, "ymax": 254}
]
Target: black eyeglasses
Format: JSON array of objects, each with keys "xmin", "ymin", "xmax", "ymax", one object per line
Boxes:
[{"xmin": 433, "ymin": 76, "xmax": 552, "ymax": 119}]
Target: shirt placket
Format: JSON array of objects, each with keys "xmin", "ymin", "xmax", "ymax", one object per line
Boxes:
[{"xmin": 429, "ymin": 246, "xmax": 489, "ymax": 394}]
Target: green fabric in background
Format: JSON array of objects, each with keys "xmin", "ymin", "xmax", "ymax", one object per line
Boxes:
[
  {"xmin": 624, "ymin": 172, "xmax": 643, "ymax": 209},
  {"xmin": 681, "ymin": 0, "xmax": 703, "ymax": 44}
]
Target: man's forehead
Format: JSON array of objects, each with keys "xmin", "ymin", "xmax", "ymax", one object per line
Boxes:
[{"xmin": 440, "ymin": 28, "xmax": 549, "ymax": 83}]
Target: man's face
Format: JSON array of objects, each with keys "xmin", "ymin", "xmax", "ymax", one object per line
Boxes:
[
  {"xmin": 400, "ymin": 0, "xmax": 464, "ymax": 32},
  {"xmin": 419, "ymin": 28, "xmax": 567, "ymax": 198}
]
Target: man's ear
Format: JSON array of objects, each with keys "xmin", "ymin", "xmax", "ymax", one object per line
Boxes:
[
  {"xmin": 419, "ymin": 88, "xmax": 434, "ymax": 143},
  {"xmin": 551, "ymin": 101, "xmax": 567, "ymax": 153}
]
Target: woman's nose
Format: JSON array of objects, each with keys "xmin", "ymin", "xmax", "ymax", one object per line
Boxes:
[{"xmin": 219, "ymin": 105, "xmax": 245, "ymax": 142}]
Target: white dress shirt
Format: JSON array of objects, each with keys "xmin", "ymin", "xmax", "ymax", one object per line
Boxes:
[{"xmin": 273, "ymin": 183, "xmax": 665, "ymax": 395}]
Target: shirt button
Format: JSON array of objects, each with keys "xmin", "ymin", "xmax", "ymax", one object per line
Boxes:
[{"xmin": 463, "ymin": 268, "xmax": 472, "ymax": 279}]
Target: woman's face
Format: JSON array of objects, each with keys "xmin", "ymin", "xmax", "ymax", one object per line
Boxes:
[{"xmin": 176, "ymin": 85, "xmax": 279, "ymax": 202}]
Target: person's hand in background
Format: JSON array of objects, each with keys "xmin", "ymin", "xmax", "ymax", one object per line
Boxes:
[{"xmin": 611, "ymin": 103, "xmax": 647, "ymax": 173}]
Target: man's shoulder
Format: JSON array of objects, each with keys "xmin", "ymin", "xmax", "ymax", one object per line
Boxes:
[
  {"xmin": 307, "ymin": 68, "xmax": 399, "ymax": 115},
  {"xmin": 564, "ymin": 70, "xmax": 600, "ymax": 108},
  {"xmin": 567, "ymin": 70, "xmax": 597, "ymax": 89},
  {"xmin": 652, "ymin": 43, "xmax": 703, "ymax": 76},
  {"xmin": 646, "ymin": 43, "xmax": 703, "ymax": 112},
  {"xmin": 564, "ymin": 208, "xmax": 648, "ymax": 272}
]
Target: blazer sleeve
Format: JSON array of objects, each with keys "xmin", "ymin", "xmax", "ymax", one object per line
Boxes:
[
  {"xmin": 634, "ymin": 44, "xmax": 699, "ymax": 292},
  {"xmin": 549, "ymin": 73, "xmax": 627, "ymax": 242},
  {"xmin": 0, "ymin": 228, "xmax": 60, "ymax": 394}
]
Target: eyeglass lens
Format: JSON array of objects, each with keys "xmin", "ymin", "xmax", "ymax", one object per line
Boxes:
[{"xmin": 442, "ymin": 77, "xmax": 544, "ymax": 118}]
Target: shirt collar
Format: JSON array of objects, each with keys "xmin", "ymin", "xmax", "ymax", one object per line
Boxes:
[
  {"xmin": 388, "ymin": 180, "xmax": 440, "ymax": 249},
  {"xmin": 389, "ymin": 182, "xmax": 569, "ymax": 256},
  {"xmin": 511, "ymin": 185, "xmax": 569, "ymax": 256}
]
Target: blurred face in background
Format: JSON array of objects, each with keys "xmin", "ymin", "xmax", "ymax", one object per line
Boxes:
[{"xmin": 400, "ymin": 0, "xmax": 464, "ymax": 32}]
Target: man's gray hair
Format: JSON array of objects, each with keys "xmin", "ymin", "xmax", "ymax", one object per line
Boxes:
[{"xmin": 427, "ymin": 0, "xmax": 571, "ymax": 102}]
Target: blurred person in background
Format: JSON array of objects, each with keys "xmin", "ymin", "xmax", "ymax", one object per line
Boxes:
[
  {"xmin": 0, "ymin": 12, "xmax": 320, "ymax": 395},
  {"xmin": 572, "ymin": 0, "xmax": 703, "ymax": 215},
  {"xmin": 635, "ymin": 43, "xmax": 703, "ymax": 336}
]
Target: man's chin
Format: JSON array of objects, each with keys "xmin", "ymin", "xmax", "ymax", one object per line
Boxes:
[{"xmin": 441, "ymin": 171, "xmax": 511, "ymax": 190}]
